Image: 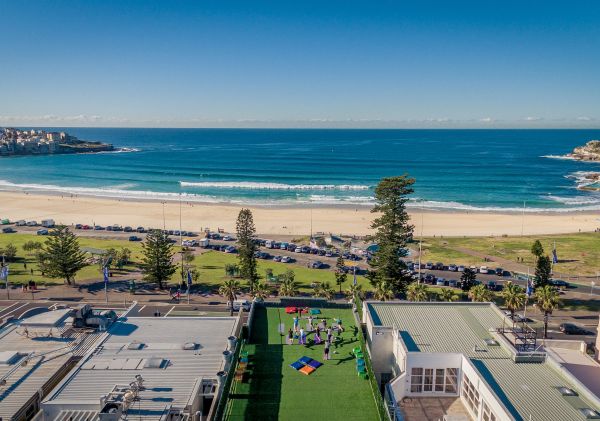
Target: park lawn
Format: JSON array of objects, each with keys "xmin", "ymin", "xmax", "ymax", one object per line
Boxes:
[
  {"xmin": 191, "ymin": 251, "xmax": 370, "ymax": 292},
  {"xmin": 224, "ymin": 306, "xmax": 379, "ymax": 421},
  {"xmin": 410, "ymin": 242, "xmax": 482, "ymax": 266},
  {"xmin": 0, "ymin": 233, "xmax": 143, "ymax": 285},
  {"xmin": 421, "ymin": 233, "xmax": 600, "ymax": 276}
]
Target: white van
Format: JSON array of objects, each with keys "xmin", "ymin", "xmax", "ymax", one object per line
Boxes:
[
  {"xmin": 228, "ymin": 300, "xmax": 251, "ymax": 311},
  {"xmin": 41, "ymin": 219, "xmax": 55, "ymax": 228}
]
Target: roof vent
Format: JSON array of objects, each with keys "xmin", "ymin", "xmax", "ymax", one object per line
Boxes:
[
  {"xmin": 144, "ymin": 358, "xmax": 168, "ymax": 369},
  {"xmin": 579, "ymin": 408, "xmax": 600, "ymax": 419},
  {"xmin": 127, "ymin": 342, "xmax": 145, "ymax": 350},
  {"xmin": 484, "ymin": 339, "xmax": 499, "ymax": 346},
  {"xmin": 558, "ymin": 387, "xmax": 577, "ymax": 396},
  {"xmin": 182, "ymin": 342, "xmax": 198, "ymax": 350}
]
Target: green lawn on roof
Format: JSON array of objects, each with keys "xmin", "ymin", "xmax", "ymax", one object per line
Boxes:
[{"xmin": 224, "ymin": 306, "xmax": 379, "ymax": 421}]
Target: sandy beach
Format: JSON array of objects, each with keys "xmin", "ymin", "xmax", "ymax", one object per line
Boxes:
[{"xmin": 1, "ymin": 191, "xmax": 599, "ymax": 237}]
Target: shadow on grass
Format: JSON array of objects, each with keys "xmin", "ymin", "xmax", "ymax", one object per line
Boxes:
[{"xmin": 241, "ymin": 306, "xmax": 283, "ymax": 420}]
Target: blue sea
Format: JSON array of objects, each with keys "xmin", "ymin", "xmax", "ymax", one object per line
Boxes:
[{"xmin": 1, "ymin": 128, "xmax": 600, "ymax": 212}]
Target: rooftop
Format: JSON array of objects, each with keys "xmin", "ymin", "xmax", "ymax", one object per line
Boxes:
[
  {"xmin": 224, "ymin": 306, "xmax": 380, "ymax": 420},
  {"xmin": 0, "ymin": 309, "xmax": 102, "ymax": 420},
  {"xmin": 367, "ymin": 301, "xmax": 600, "ymax": 421},
  {"xmin": 44, "ymin": 316, "xmax": 237, "ymax": 420}
]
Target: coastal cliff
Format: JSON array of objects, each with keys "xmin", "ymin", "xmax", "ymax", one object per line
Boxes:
[{"xmin": 567, "ymin": 140, "xmax": 600, "ymax": 161}]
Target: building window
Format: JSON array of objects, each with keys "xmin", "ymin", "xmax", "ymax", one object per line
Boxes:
[
  {"xmin": 462, "ymin": 375, "xmax": 480, "ymax": 417},
  {"xmin": 410, "ymin": 368, "xmax": 423, "ymax": 393},
  {"xmin": 445, "ymin": 368, "xmax": 458, "ymax": 394},
  {"xmin": 482, "ymin": 401, "xmax": 497, "ymax": 421},
  {"xmin": 435, "ymin": 369, "xmax": 445, "ymax": 392},
  {"xmin": 424, "ymin": 369, "xmax": 434, "ymax": 392}
]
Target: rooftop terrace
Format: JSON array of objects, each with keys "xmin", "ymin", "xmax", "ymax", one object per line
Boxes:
[
  {"xmin": 223, "ymin": 306, "xmax": 380, "ymax": 421},
  {"xmin": 367, "ymin": 302, "xmax": 600, "ymax": 421}
]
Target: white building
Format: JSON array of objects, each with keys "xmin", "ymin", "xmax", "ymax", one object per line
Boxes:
[
  {"xmin": 362, "ymin": 301, "xmax": 600, "ymax": 421},
  {"xmin": 37, "ymin": 315, "xmax": 240, "ymax": 421},
  {"xmin": 0, "ymin": 308, "xmax": 103, "ymax": 421}
]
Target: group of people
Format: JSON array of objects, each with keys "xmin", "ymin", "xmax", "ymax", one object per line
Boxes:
[{"xmin": 286, "ymin": 313, "xmax": 347, "ymax": 361}]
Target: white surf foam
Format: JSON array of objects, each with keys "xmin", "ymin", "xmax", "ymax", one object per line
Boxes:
[{"xmin": 179, "ymin": 181, "xmax": 371, "ymax": 190}]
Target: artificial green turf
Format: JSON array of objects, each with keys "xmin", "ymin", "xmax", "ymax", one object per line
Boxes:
[{"xmin": 224, "ymin": 307, "xmax": 379, "ymax": 421}]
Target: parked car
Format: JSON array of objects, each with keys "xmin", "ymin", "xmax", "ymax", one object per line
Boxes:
[
  {"xmin": 281, "ymin": 256, "xmax": 291, "ymax": 263},
  {"xmin": 560, "ymin": 323, "xmax": 592, "ymax": 335},
  {"xmin": 75, "ymin": 223, "xmax": 83, "ymax": 229},
  {"xmin": 294, "ymin": 247, "xmax": 303, "ymax": 253},
  {"xmin": 448, "ymin": 264, "xmax": 457, "ymax": 272},
  {"xmin": 495, "ymin": 267, "xmax": 504, "ymax": 276},
  {"xmin": 435, "ymin": 262, "xmax": 444, "ymax": 270},
  {"xmin": 448, "ymin": 280, "xmax": 458, "ymax": 288},
  {"xmin": 551, "ymin": 279, "xmax": 570, "ymax": 288},
  {"xmin": 310, "ymin": 261, "xmax": 324, "ymax": 269},
  {"xmin": 457, "ymin": 265, "xmax": 465, "ymax": 272},
  {"xmin": 479, "ymin": 266, "xmax": 488, "ymax": 274},
  {"xmin": 26, "ymin": 221, "xmax": 38, "ymax": 227},
  {"xmin": 128, "ymin": 235, "xmax": 141, "ymax": 241},
  {"xmin": 106, "ymin": 225, "xmax": 113, "ymax": 231},
  {"xmin": 15, "ymin": 220, "xmax": 26, "ymax": 226},
  {"xmin": 136, "ymin": 226, "xmax": 145, "ymax": 233},
  {"xmin": 273, "ymin": 255, "xmax": 282, "ymax": 262},
  {"xmin": 287, "ymin": 244, "xmax": 297, "ymax": 251},
  {"xmin": 94, "ymin": 225, "xmax": 105, "ymax": 230},
  {"xmin": 318, "ymin": 249, "xmax": 326, "ymax": 256},
  {"xmin": 2, "ymin": 227, "xmax": 15, "ymax": 233},
  {"xmin": 223, "ymin": 235, "xmax": 234, "ymax": 241},
  {"xmin": 436, "ymin": 278, "xmax": 447, "ymax": 286},
  {"xmin": 36, "ymin": 229, "xmax": 49, "ymax": 235},
  {"xmin": 228, "ymin": 299, "xmax": 251, "ymax": 311},
  {"xmin": 325, "ymin": 250, "xmax": 333, "ymax": 257},
  {"xmin": 124, "ymin": 226, "xmax": 133, "ymax": 232},
  {"xmin": 225, "ymin": 246, "xmax": 237, "ymax": 253},
  {"xmin": 112, "ymin": 225, "xmax": 123, "ymax": 231},
  {"xmin": 424, "ymin": 274, "xmax": 436, "ymax": 284},
  {"xmin": 425, "ymin": 262, "xmax": 433, "ymax": 270},
  {"xmin": 82, "ymin": 225, "xmax": 91, "ymax": 230},
  {"xmin": 301, "ymin": 246, "xmax": 311, "ymax": 253}
]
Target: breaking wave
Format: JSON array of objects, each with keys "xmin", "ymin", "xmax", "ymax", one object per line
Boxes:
[{"xmin": 179, "ymin": 181, "xmax": 371, "ymax": 190}]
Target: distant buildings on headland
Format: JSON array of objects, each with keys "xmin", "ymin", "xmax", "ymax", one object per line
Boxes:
[{"xmin": 0, "ymin": 127, "xmax": 114, "ymax": 156}]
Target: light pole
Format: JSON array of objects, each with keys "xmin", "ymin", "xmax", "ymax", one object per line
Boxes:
[{"xmin": 1, "ymin": 255, "xmax": 8, "ymax": 300}]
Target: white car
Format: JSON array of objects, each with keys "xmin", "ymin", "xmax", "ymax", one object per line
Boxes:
[
  {"xmin": 448, "ymin": 264, "xmax": 457, "ymax": 272},
  {"xmin": 294, "ymin": 247, "xmax": 303, "ymax": 253},
  {"xmin": 222, "ymin": 235, "xmax": 234, "ymax": 241},
  {"xmin": 281, "ymin": 256, "xmax": 291, "ymax": 263},
  {"xmin": 479, "ymin": 266, "xmax": 488, "ymax": 274},
  {"xmin": 228, "ymin": 300, "xmax": 251, "ymax": 311}
]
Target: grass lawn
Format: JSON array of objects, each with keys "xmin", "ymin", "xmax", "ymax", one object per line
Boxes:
[
  {"xmin": 0, "ymin": 233, "xmax": 143, "ymax": 285},
  {"xmin": 224, "ymin": 307, "xmax": 379, "ymax": 421},
  {"xmin": 192, "ymin": 251, "xmax": 370, "ymax": 293},
  {"xmin": 418, "ymin": 233, "xmax": 600, "ymax": 276}
]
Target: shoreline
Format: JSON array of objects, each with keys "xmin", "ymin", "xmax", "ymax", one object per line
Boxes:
[{"xmin": 1, "ymin": 191, "xmax": 599, "ymax": 237}]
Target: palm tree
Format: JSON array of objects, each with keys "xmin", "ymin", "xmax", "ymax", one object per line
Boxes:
[
  {"xmin": 279, "ymin": 277, "xmax": 299, "ymax": 297},
  {"xmin": 251, "ymin": 281, "xmax": 271, "ymax": 301},
  {"xmin": 407, "ymin": 282, "xmax": 429, "ymax": 302},
  {"xmin": 438, "ymin": 288, "xmax": 457, "ymax": 302},
  {"xmin": 345, "ymin": 283, "xmax": 365, "ymax": 302},
  {"xmin": 312, "ymin": 282, "xmax": 335, "ymax": 300},
  {"xmin": 534, "ymin": 285, "xmax": 560, "ymax": 339},
  {"xmin": 468, "ymin": 284, "xmax": 492, "ymax": 302},
  {"xmin": 373, "ymin": 281, "xmax": 395, "ymax": 301},
  {"xmin": 219, "ymin": 279, "xmax": 241, "ymax": 316},
  {"xmin": 502, "ymin": 282, "xmax": 525, "ymax": 321}
]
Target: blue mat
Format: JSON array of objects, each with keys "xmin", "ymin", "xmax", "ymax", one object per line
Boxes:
[
  {"xmin": 310, "ymin": 309, "xmax": 321, "ymax": 315},
  {"xmin": 290, "ymin": 361, "xmax": 304, "ymax": 370},
  {"xmin": 298, "ymin": 356, "xmax": 313, "ymax": 365},
  {"xmin": 307, "ymin": 360, "xmax": 323, "ymax": 369}
]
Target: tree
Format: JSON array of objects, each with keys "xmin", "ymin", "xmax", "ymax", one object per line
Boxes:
[
  {"xmin": 335, "ymin": 256, "xmax": 348, "ymax": 293},
  {"xmin": 534, "ymin": 285, "xmax": 560, "ymax": 339},
  {"xmin": 345, "ymin": 283, "xmax": 365, "ymax": 301},
  {"xmin": 236, "ymin": 208, "xmax": 259, "ymax": 292},
  {"xmin": 468, "ymin": 284, "xmax": 492, "ymax": 302},
  {"xmin": 278, "ymin": 269, "xmax": 295, "ymax": 284},
  {"xmin": 22, "ymin": 241, "xmax": 42, "ymax": 254},
  {"xmin": 219, "ymin": 279, "xmax": 241, "ymax": 316},
  {"xmin": 225, "ymin": 264, "xmax": 239, "ymax": 277},
  {"xmin": 279, "ymin": 277, "xmax": 299, "ymax": 297},
  {"xmin": 460, "ymin": 268, "xmax": 477, "ymax": 292},
  {"xmin": 439, "ymin": 288, "xmax": 457, "ymax": 302},
  {"xmin": 502, "ymin": 282, "xmax": 526, "ymax": 321},
  {"xmin": 367, "ymin": 176, "xmax": 415, "ymax": 296},
  {"xmin": 531, "ymin": 240, "xmax": 544, "ymax": 261},
  {"xmin": 407, "ymin": 282, "xmax": 429, "ymax": 302},
  {"xmin": 37, "ymin": 226, "xmax": 86, "ymax": 285},
  {"xmin": 1, "ymin": 243, "xmax": 17, "ymax": 262},
  {"xmin": 312, "ymin": 282, "xmax": 334, "ymax": 300},
  {"xmin": 534, "ymin": 255, "xmax": 552, "ymax": 288},
  {"xmin": 251, "ymin": 281, "xmax": 271, "ymax": 301},
  {"xmin": 373, "ymin": 280, "xmax": 395, "ymax": 301},
  {"xmin": 116, "ymin": 248, "xmax": 132, "ymax": 270},
  {"xmin": 139, "ymin": 229, "xmax": 176, "ymax": 289}
]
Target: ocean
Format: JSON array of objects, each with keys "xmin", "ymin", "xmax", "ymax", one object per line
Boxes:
[{"xmin": 1, "ymin": 128, "xmax": 599, "ymax": 212}]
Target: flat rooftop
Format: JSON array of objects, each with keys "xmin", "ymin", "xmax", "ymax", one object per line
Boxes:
[
  {"xmin": 0, "ymin": 310, "xmax": 101, "ymax": 420},
  {"xmin": 44, "ymin": 316, "xmax": 237, "ymax": 420},
  {"xmin": 367, "ymin": 302, "xmax": 600, "ymax": 421},
  {"xmin": 224, "ymin": 306, "xmax": 379, "ymax": 421}
]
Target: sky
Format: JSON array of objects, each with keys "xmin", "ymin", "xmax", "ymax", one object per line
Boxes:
[{"xmin": 1, "ymin": 0, "xmax": 599, "ymax": 128}]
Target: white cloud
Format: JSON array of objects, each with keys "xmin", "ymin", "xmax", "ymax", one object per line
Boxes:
[
  {"xmin": 576, "ymin": 116, "xmax": 592, "ymax": 121},
  {"xmin": 524, "ymin": 116, "xmax": 543, "ymax": 121},
  {"xmin": 479, "ymin": 117, "xmax": 494, "ymax": 123}
]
